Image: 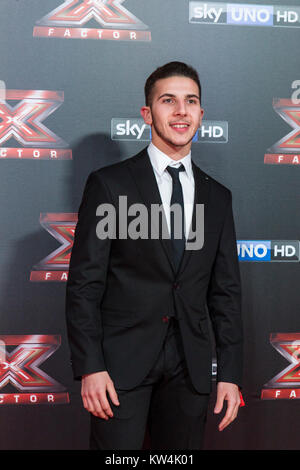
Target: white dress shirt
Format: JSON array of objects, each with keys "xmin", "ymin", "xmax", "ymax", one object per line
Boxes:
[{"xmin": 147, "ymin": 142, "xmax": 195, "ymax": 239}]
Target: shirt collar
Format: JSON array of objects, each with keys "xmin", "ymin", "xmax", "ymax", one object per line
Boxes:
[{"xmin": 147, "ymin": 142, "xmax": 193, "ymax": 181}]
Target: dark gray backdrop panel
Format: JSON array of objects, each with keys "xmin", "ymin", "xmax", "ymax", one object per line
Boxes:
[{"xmin": 0, "ymin": 0, "xmax": 299, "ymax": 449}]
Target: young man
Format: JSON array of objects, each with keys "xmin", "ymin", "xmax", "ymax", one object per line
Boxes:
[{"xmin": 65, "ymin": 62, "xmax": 243, "ymax": 450}]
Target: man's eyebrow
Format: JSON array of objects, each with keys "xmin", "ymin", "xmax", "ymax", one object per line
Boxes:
[
  {"xmin": 186, "ymin": 94, "xmax": 200, "ymax": 99},
  {"xmin": 157, "ymin": 93, "xmax": 175, "ymax": 100},
  {"xmin": 157, "ymin": 93, "xmax": 200, "ymax": 100}
]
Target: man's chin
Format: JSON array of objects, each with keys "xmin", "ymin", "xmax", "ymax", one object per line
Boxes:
[
  {"xmin": 168, "ymin": 137, "xmax": 194, "ymax": 148},
  {"xmin": 152, "ymin": 129, "xmax": 194, "ymax": 152}
]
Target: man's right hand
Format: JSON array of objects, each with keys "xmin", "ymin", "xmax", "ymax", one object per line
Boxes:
[{"xmin": 81, "ymin": 371, "xmax": 120, "ymax": 419}]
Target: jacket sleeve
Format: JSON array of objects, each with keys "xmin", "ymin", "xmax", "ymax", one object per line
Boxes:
[
  {"xmin": 65, "ymin": 170, "xmax": 113, "ymax": 380},
  {"xmin": 207, "ymin": 191, "xmax": 243, "ymax": 388}
]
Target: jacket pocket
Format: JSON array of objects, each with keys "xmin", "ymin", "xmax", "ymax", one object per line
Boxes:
[
  {"xmin": 188, "ymin": 304, "xmax": 207, "ymax": 321},
  {"xmin": 101, "ymin": 308, "xmax": 137, "ymax": 327}
]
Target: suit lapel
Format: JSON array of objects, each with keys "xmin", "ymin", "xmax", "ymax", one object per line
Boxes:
[
  {"xmin": 177, "ymin": 161, "xmax": 210, "ymax": 275},
  {"xmin": 127, "ymin": 148, "xmax": 211, "ymax": 277},
  {"xmin": 128, "ymin": 148, "xmax": 177, "ymax": 274}
]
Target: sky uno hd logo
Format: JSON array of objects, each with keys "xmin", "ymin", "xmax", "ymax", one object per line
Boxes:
[
  {"xmin": 189, "ymin": 2, "xmax": 300, "ymax": 28},
  {"xmin": 237, "ymin": 240, "xmax": 300, "ymax": 262},
  {"xmin": 111, "ymin": 118, "xmax": 228, "ymax": 143}
]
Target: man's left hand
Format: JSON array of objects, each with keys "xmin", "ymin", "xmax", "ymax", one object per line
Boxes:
[{"xmin": 214, "ymin": 382, "xmax": 240, "ymax": 431}]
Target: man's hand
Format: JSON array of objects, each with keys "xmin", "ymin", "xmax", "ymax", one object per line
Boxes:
[
  {"xmin": 214, "ymin": 382, "xmax": 240, "ymax": 431},
  {"xmin": 81, "ymin": 371, "xmax": 120, "ymax": 420}
]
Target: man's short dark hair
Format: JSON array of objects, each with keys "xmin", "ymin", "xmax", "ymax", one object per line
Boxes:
[{"xmin": 144, "ymin": 61, "xmax": 201, "ymax": 106}]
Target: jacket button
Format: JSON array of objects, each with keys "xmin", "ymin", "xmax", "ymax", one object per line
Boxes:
[
  {"xmin": 162, "ymin": 315, "xmax": 170, "ymax": 323},
  {"xmin": 173, "ymin": 282, "xmax": 180, "ymax": 290}
]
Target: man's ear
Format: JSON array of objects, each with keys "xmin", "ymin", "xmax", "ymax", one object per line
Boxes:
[
  {"xmin": 140, "ymin": 106, "xmax": 152, "ymax": 125},
  {"xmin": 199, "ymin": 107, "xmax": 204, "ymax": 126}
]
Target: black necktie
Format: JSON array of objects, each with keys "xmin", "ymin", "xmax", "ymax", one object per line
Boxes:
[{"xmin": 166, "ymin": 164, "xmax": 186, "ymax": 271}]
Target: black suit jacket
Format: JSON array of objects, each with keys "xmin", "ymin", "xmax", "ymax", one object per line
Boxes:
[{"xmin": 65, "ymin": 148, "xmax": 243, "ymax": 393}]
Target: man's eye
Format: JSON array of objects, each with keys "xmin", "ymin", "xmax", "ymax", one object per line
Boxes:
[
  {"xmin": 187, "ymin": 99, "xmax": 196, "ymax": 104},
  {"xmin": 163, "ymin": 98, "xmax": 173, "ymax": 103}
]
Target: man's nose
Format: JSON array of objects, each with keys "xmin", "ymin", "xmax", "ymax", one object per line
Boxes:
[{"xmin": 174, "ymin": 100, "xmax": 187, "ymax": 115}]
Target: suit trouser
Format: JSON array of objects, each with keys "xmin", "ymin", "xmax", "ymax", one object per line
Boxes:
[{"xmin": 89, "ymin": 318, "xmax": 210, "ymax": 450}]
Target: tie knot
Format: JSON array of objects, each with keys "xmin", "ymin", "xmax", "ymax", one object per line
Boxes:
[{"xmin": 166, "ymin": 164, "xmax": 185, "ymax": 181}]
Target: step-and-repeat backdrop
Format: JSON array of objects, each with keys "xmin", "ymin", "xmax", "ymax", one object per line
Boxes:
[{"xmin": 0, "ymin": 0, "xmax": 299, "ymax": 450}]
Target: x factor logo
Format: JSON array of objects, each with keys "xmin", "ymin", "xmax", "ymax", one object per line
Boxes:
[
  {"xmin": 34, "ymin": 0, "xmax": 151, "ymax": 42},
  {"xmin": 0, "ymin": 90, "xmax": 72, "ymax": 160},
  {"xmin": 261, "ymin": 333, "xmax": 300, "ymax": 399},
  {"xmin": 30, "ymin": 213, "xmax": 77, "ymax": 282},
  {"xmin": 264, "ymin": 99, "xmax": 300, "ymax": 165},
  {"xmin": 0, "ymin": 335, "xmax": 69, "ymax": 405}
]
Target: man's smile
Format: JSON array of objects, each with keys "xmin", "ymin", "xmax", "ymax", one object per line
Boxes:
[{"xmin": 169, "ymin": 122, "xmax": 191, "ymax": 132}]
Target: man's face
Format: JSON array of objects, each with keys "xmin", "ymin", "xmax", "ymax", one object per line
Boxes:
[{"xmin": 141, "ymin": 75, "xmax": 204, "ymax": 158}]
